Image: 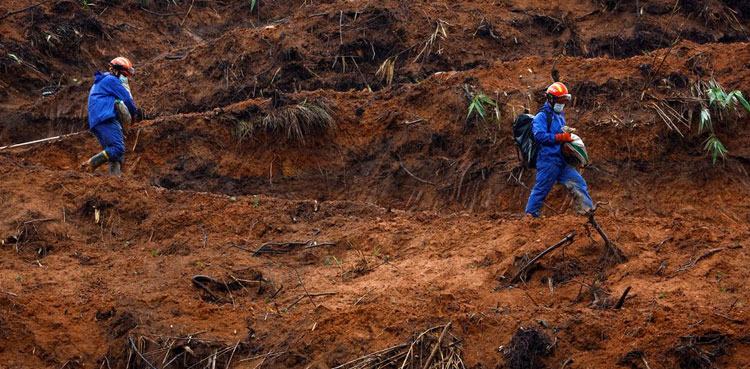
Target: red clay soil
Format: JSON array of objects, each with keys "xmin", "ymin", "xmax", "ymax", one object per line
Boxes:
[{"xmin": 1, "ymin": 0, "xmax": 750, "ymax": 368}]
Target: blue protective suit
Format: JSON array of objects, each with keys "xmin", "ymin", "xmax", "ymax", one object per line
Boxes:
[
  {"xmin": 524, "ymin": 103, "xmax": 593, "ymax": 217},
  {"xmin": 87, "ymin": 72, "xmax": 136, "ymax": 162}
]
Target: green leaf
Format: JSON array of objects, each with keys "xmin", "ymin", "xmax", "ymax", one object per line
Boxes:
[
  {"xmin": 7, "ymin": 53, "xmax": 21, "ymax": 64},
  {"xmin": 704, "ymin": 136, "xmax": 727, "ymax": 164},
  {"xmin": 251, "ymin": 0, "xmax": 257, "ymax": 11},
  {"xmin": 724, "ymin": 90, "xmax": 737, "ymax": 108},
  {"xmin": 479, "ymin": 94, "xmax": 496, "ymax": 106},
  {"xmin": 699, "ymin": 108, "xmax": 712, "ymax": 133},
  {"xmin": 476, "ymin": 103, "xmax": 486, "ymax": 119},
  {"xmin": 734, "ymin": 92, "xmax": 750, "ymax": 113},
  {"xmin": 466, "ymin": 102, "xmax": 476, "ymax": 119}
]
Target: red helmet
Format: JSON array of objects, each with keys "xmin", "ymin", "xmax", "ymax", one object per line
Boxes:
[
  {"xmin": 546, "ymin": 82, "xmax": 571, "ymax": 103},
  {"xmin": 109, "ymin": 57, "xmax": 134, "ymax": 77}
]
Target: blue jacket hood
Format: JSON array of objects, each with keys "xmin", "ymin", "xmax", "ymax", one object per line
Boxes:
[{"xmin": 87, "ymin": 71, "xmax": 137, "ymax": 129}]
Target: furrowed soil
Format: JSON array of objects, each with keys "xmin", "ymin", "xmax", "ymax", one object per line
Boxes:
[{"xmin": 1, "ymin": 0, "xmax": 750, "ymax": 368}]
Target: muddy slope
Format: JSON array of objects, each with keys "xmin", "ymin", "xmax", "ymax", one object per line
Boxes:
[{"xmin": 1, "ymin": 0, "xmax": 750, "ymax": 368}]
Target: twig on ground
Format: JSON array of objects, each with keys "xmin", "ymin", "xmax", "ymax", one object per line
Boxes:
[
  {"xmin": 560, "ymin": 357, "xmax": 573, "ymax": 369},
  {"xmin": 0, "ymin": 1, "xmax": 48, "ymax": 21},
  {"xmin": 304, "ymin": 242, "xmax": 337, "ymax": 249},
  {"xmin": 354, "ymin": 287, "xmax": 376, "ymax": 306},
  {"xmin": 510, "ymin": 231, "xmax": 576, "ymax": 283},
  {"xmin": 224, "ymin": 340, "xmax": 240, "ymax": 369},
  {"xmin": 180, "ymin": 0, "xmax": 195, "ymax": 26},
  {"xmin": 675, "ymin": 247, "xmax": 731, "ymax": 273},
  {"xmin": 252, "ymin": 230, "xmax": 329, "ymax": 255},
  {"xmin": 286, "ymin": 292, "xmax": 336, "ymax": 311},
  {"xmin": 294, "ymin": 268, "xmax": 316, "ymax": 308},
  {"xmin": 129, "ymin": 337, "xmax": 158, "ymax": 369},
  {"xmin": 132, "ymin": 129, "xmax": 142, "ymax": 152},
  {"xmin": 654, "ymin": 237, "xmax": 672, "ymax": 252},
  {"xmin": 713, "ymin": 312, "xmax": 744, "ymax": 324},
  {"xmin": 200, "ymin": 223, "xmax": 207, "ymax": 248},
  {"xmin": 614, "ymin": 286, "xmax": 632, "ymax": 309}
]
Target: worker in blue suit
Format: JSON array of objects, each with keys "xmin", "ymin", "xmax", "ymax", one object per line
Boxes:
[
  {"xmin": 81, "ymin": 57, "xmax": 137, "ymax": 177},
  {"xmin": 525, "ymin": 82, "xmax": 593, "ymax": 217}
]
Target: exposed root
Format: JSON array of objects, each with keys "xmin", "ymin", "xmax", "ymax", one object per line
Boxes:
[
  {"xmin": 672, "ymin": 332, "xmax": 732, "ymax": 369},
  {"xmin": 503, "ymin": 326, "xmax": 554, "ymax": 369}
]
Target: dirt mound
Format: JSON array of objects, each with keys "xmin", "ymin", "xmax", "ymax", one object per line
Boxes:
[{"xmin": 1, "ymin": 0, "xmax": 750, "ymax": 368}]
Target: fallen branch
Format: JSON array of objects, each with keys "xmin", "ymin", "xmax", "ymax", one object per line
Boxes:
[
  {"xmin": 0, "ymin": 132, "xmax": 82, "ymax": 151},
  {"xmin": 614, "ymin": 286, "xmax": 631, "ymax": 310},
  {"xmin": 286, "ymin": 292, "xmax": 337, "ymax": 311},
  {"xmin": 713, "ymin": 312, "xmax": 744, "ymax": 324},
  {"xmin": 510, "ymin": 231, "xmax": 576, "ymax": 284},
  {"xmin": 588, "ymin": 213, "xmax": 627, "ymax": 264},
  {"xmin": 354, "ymin": 287, "xmax": 376, "ymax": 306},
  {"xmin": 0, "ymin": 1, "xmax": 48, "ymax": 21},
  {"xmin": 252, "ymin": 230, "xmax": 332, "ymax": 255},
  {"xmin": 675, "ymin": 247, "xmax": 730, "ymax": 273},
  {"xmin": 304, "ymin": 242, "xmax": 337, "ymax": 249}
]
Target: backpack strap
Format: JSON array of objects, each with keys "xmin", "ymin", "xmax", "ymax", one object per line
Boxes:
[{"xmin": 546, "ymin": 111, "xmax": 552, "ymax": 133}]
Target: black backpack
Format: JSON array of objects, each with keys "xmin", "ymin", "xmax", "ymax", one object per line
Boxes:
[{"xmin": 513, "ymin": 111, "xmax": 552, "ymax": 169}]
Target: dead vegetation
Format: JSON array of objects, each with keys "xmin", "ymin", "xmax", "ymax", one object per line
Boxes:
[
  {"xmin": 117, "ymin": 334, "xmax": 253, "ymax": 369},
  {"xmin": 333, "ymin": 322, "xmax": 464, "ymax": 369},
  {"xmin": 671, "ymin": 332, "xmax": 733, "ymax": 369},
  {"xmin": 503, "ymin": 327, "xmax": 554, "ymax": 369},
  {"xmin": 232, "ymin": 99, "xmax": 335, "ymax": 144}
]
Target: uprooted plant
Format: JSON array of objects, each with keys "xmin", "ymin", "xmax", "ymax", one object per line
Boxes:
[
  {"xmin": 466, "ymin": 93, "xmax": 498, "ymax": 123},
  {"xmin": 503, "ymin": 326, "xmax": 554, "ymax": 369},
  {"xmin": 231, "ymin": 99, "xmax": 335, "ymax": 144},
  {"xmin": 692, "ymin": 79, "xmax": 750, "ymax": 163}
]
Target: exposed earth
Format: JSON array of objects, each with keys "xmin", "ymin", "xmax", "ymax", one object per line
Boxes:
[{"xmin": 1, "ymin": 0, "xmax": 750, "ymax": 368}]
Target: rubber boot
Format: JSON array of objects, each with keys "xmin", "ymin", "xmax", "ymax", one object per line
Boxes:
[
  {"xmin": 81, "ymin": 151, "xmax": 109, "ymax": 172},
  {"xmin": 108, "ymin": 161, "xmax": 122, "ymax": 178}
]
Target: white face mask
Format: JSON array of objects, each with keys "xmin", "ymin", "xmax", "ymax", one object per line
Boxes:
[
  {"xmin": 554, "ymin": 103, "xmax": 565, "ymax": 113},
  {"xmin": 118, "ymin": 74, "xmax": 131, "ymax": 93}
]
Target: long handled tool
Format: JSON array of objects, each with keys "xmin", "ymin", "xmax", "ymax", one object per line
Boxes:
[{"xmin": 0, "ymin": 132, "xmax": 84, "ymax": 151}]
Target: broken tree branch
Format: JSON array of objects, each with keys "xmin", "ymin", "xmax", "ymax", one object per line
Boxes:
[
  {"xmin": 510, "ymin": 231, "xmax": 577, "ymax": 283},
  {"xmin": 588, "ymin": 213, "xmax": 627, "ymax": 264},
  {"xmin": 614, "ymin": 286, "xmax": 632, "ymax": 309},
  {"xmin": 0, "ymin": 1, "xmax": 48, "ymax": 22},
  {"xmin": 674, "ymin": 246, "xmax": 739, "ymax": 273}
]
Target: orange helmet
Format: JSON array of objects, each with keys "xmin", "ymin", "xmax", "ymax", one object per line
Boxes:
[
  {"xmin": 109, "ymin": 57, "xmax": 134, "ymax": 77},
  {"xmin": 546, "ymin": 82, "xmax": 571, "ymax": 103}
]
